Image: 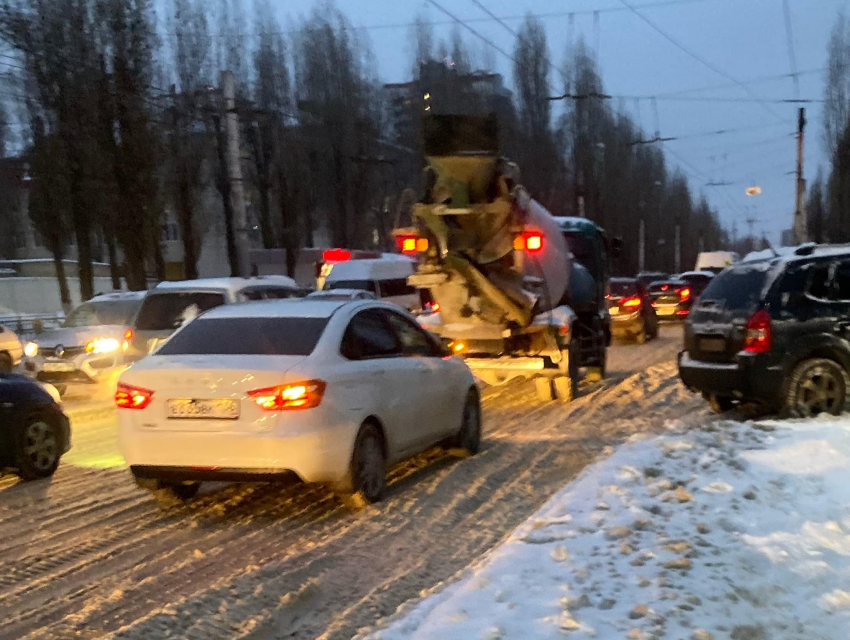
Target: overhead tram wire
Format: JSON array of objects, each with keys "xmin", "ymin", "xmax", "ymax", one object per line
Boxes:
[
  {"xmin": 781, "ymin": 0, "xmax": 800, "ymax": 99},
  {"xmin": 617, "ymin": 0, "xmax": 789, "ymax": 123},
  {"xmin": 423, "ymin": 0, "xmax": 516, "ymax": 63}
]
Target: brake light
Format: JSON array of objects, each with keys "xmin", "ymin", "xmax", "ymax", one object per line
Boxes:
[
  {"xmin": 124, "ymin": 328, "xmax": 134, "ymax": 341},
  {"xmin": 513, "ymin": 232, "xmax": 544, "ymax": 253},
  {"xmin": 679, "ymin": 288, "xmax": 691, "ymax": 301},
  {"xmin": 425, "ymin": 301, "xmax": 441, "ymax": 313},
  {"xmin": 248, "ymin": 380, "xmax": 326, "ymax": 410},
  {"xmin": 622, "ymin": 297, "xmax": 642, "ymax": 308},
  {"xmin": 744, "ymin": 309, "xmax": 771, "ymax": 353},
  {"xmin": 401, "ymin": 237, "xmax": 416, "ymax": 253},
  {"xmin": 115, "ymin": 382, "xmax": 154, "ymax": 409},
  {"xmin": 323, "ymin": 248, "xmax": 351, "ymax": 263}
]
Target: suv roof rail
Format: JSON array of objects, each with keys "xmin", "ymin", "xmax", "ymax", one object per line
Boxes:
[{"xmin": 794, "ymin": 243, "xmax": 817, "ymax": 256}]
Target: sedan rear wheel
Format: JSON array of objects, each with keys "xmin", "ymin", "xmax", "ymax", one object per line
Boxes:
[
  {"xmin": 453, "ymin": 388, "xmax": 481, "ymax": 455},
  {"xmin": 786, "ymin": 358, "xmax": 849, "ymax": 418},
  {"xmin": 336, "ymin": 423, "xmax": 386, "ymax": 508},
  {"xmin": 16, "ymin": 416, "xmax": 61, "ymax": 480}
]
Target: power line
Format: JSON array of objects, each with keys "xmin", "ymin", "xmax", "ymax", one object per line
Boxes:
[
  {"xmin": 656, "ymin": 66, "xmax": 827, "ymax": 99},
  {"xmin": 617, "ymin": 0, "xmax": 789, "ymax": 122},
  {"xmin": 781, "ymin": 0, "xmax": 800, "ymax": 99},
  {"xmin": 424, "ymin": 0, "xmax": 515, "ymax": 63}
]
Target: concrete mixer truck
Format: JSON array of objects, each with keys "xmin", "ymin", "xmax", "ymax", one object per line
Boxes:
[{"xmin": 394, "ymin": 115, "xmax": 613, "ymax": 402}]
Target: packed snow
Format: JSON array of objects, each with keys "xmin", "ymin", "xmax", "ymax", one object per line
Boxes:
[{"xmin": 364, "ymin": 416, "xmax": 850, "ymax": 640}]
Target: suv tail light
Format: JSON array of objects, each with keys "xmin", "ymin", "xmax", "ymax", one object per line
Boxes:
[
  {"xmin": 622, "ymin": 296, "xmax": 642, "ymax": 308},
  {"xmin": 248, "ymin": 380, "xmax": 326, "ymax": 411},
  {"xmin": 679, "ymin": 287, "xmax": 691, "ymax": 301},
  {"xmin": 115, "ymin": 382, "xmax": 154, "ymax": 409},
  {"xmin": 744, "ymin": 309, "xmax": 772, "ymax": 353}
]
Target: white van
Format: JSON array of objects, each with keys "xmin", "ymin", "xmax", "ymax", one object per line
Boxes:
[
  {"xmin": 694, "ymin": 251, "xmax": 739, "ymax": 274},
  {"xmin": 322, "ymin": 258, "xmax": 420, "ymax": 311}
]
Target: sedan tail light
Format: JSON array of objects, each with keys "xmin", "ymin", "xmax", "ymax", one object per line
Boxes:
[
  {"xmin": 115, "ymin": 382, "xmax": 154, "ymax": 409},
  {"xmin": 679, "ymin": 287, "xmax": 691, "ymax": 301},
  {"xmin": 248, "ymin": 380, "xmax": 326, "ymax": 411},
  {"xmin": 622, "ymin": 296, "xmax": 642, "ymax": 308},
  {"xmin": 744, "ymin": 309, "xmax": 771, "ymax": 353}
]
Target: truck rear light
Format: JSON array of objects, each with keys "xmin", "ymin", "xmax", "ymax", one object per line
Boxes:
[
  {"xmin": 248, "ymin": 380, "xmax": 326, "ymax": 410},
  {"xmin": 513, "ymin": 232, "xmax": 544, "ymax": 253},
  {"xmin": 622, "ymin": 297, "xmax": 642, "ymax": 308},
  {"xmin": 115, "ymin": 382, "xmax": 154, "ymax": 409},
  {"xmin": 744, "ymin": 309, "xmax": 771, "ymax": 353},
  {"xmin": 323, "ymin": 248, "xmax": 351, "ymax": 262}
]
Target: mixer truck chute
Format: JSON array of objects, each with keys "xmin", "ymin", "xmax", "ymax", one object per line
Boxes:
[{"xmin": 394, "ymin": 114, "xmax": 612, "ymax": 402}]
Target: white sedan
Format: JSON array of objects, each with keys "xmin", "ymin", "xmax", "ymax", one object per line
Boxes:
[{"xmin": 116, "ymin": 299, "xmax": 481, "ymax": 506}]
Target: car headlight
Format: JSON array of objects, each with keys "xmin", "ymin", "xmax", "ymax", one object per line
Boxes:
[
  {"xmin": 85, "ymin": 338, "xmax": 120, "ymax": 354},
  {"xmin": 24, "ymin": 341, "xmax": 39, "ymax": 358}
]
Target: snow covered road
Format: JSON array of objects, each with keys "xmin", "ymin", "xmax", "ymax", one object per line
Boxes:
[{"xmin": 0, "ymin": 327, "xmax": 697, "ymax": 640}]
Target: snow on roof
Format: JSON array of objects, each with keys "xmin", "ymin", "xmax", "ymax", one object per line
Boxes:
[
  {"xmin": 90, "ymin": 290, "xmax": 147, "ymax": 301},
  {"xmin": 203, "ymin": 298, "xmax": 355, "ymax": 319},
  {"xmin": 153, "ymin": 275, "xmax": 297, "ymax": 295},
  {"xmin": 325, "ymin": 259, "xmax": 415, "ymax": 282},
  {"xmin": 743, "ymin": 243, "xmax": 850, "ymax": 265}
]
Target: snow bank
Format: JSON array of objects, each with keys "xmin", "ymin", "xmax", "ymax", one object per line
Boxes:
[{"xmin": 364, "ymin": 417, "xmax": 850, "ymax": 640}]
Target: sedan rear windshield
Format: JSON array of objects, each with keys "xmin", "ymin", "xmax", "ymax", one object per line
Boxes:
[
  {"xmin": 134, "ymin": 292, "xmax": 226, "ymax": 331},
  {"xmin": 609, "ymin": 281, "xmax": 638, "ymax": 297},
  {"xmin": 325, "ymin": 280, "xmax": 377, "ymax": 294},
  {"xmin": 697, "ymin": 266, "xmax": 771, "ymax": 312},
  {"xmin": 649, "ymin": 282, "xmax": 686, "ymax": 295},
  {"xmin": 156, "ymin": 317, "xmax": 329, "ymax": 356}
]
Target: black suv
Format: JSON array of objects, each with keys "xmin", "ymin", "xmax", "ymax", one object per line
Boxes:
[{"xmin": 679, "ymin": 246, "xmax": 850, "ymax": 416}]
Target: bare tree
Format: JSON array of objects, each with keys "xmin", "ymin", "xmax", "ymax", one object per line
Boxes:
[{"xmin": 824, "ymin": 13, "xmax": 850, "ymax": 158}]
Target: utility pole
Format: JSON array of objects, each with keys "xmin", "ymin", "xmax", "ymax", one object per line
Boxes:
[
  {"xmin": 674, "ymin": 223, "xmax": 681, "ymax": 273},
  {"xmin": 638, "ymin": 218, "xmax": 645, "ymax": 272},
  {"xmin": 221, "ymin": 70, "xmax": 251, "ymax": 277},
  {"xmin": 793, "ymin": 107, "xmax": 807, "ymax": 244}
]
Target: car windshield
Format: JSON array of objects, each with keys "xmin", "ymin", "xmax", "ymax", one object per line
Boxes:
[
  {"xmin": 609, "ymin": 281, "xmax": 638, "ymax": 298},
  {"xmin": 156, "ymin": 317, "xmax": 329, "ymax": 356},
  {"xmin": 698, "ymin": 266, "xmax": 771, "ymax": 312},
  {"xmin": 63, "ymin": 300, "xmax": 140, "ymax": 327},
  {"xmin": 134, "ymin": 292, "xmax": 226, "ymax": 331}
]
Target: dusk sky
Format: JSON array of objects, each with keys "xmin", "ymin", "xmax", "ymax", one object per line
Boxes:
[{"xmin": 269, "ymin": 0, "xmax": 848, "ymax": 243}]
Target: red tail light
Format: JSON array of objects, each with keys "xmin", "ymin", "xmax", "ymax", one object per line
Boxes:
[
  {"xmin": 425, "ymin": 301, "xmax": 441, "ymax": 313},
  {"xmin": 396, "ymin": 236, "xmax": 428, "ymax": 255},
  {"xmin": 248, "ymin": 380, "xmax": 326, "ymax": 411},
  {"xmin": 115, "ymin": 382, "xmax": 154, "ymax": 409},
  {"xmin": 323, "ymin": 248, "xmax": 351, "ymax": 262},
  {"xmin": 513, "ymin": 232, "xmax": 544, "ymax": 254},
  {"xmin": 744, "ymin": 309, "xmax": 771, "ymax": 353},
  {"xmin": 622, "ymin": 296, "xmax": 642, "ymax": 308},
  {"xmin": 124, "ymin": 328, "xmax": 134, "ymax": 341},
  {"xmin": 679, "ymin": 287, "xmax": 691, "ymax": 301}
]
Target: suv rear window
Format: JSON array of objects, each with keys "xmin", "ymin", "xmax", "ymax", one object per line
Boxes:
[
  {"xmin": 609, "ymin": 281, "xmax": 638, "ymax": 297},
  {"xmin": 698, "ymin": 266, "xmax": 771, "ymax": 312},
  {"xmin": 325, "ymin": 280, "xmax": 377, "ymax": 294},
  {"xmin": 156, "ymin": 317, "xmax": 328, "ymax": 356},
  {"xmin": 135, "ymin": 292, "xmax": 226, "ymax": 331}
]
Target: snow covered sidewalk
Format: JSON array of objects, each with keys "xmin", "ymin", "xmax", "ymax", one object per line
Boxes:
[{"xmin": 363, "ymin": 416, "xmax": 850, "ymax": 640}]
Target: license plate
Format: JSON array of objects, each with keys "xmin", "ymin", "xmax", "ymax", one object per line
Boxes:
[
  {"xmin": 657, "ymin": 307, "xmax": 676, "ymax": 316},
  {"xmin": 43, "ymin": 362, "xmax": 76, "ymax": 373},
  {"xmin": 699, "ymin": 337, "xmax": 726, "ymax": 352},
  {"xmin": 166, "ymin": 398, "xmax": 240, "ymax": 420},
  {"xmin": 609, "ymin": 306, "xmax": 619, "ymax": 316}
]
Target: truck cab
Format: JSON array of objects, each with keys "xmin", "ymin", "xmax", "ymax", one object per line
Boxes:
[{"xmin": 555, "ymin": 217, "xmax": 615, "ymax": 372}]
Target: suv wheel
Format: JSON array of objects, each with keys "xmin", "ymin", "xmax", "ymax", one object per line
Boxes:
[{"xmin": 785, "ymin": 358, "xmax": 849, "ymax": 418}]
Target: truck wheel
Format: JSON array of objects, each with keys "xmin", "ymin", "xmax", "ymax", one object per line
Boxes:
[
  {"xmin": 553, "ymin": 375, "xmax": 576, "ymax": 403},
  {"xmin": 535, "ymin": 377, "xmax": 555, "ymax": 402},
  {"xmin": 784, "ymin": 358, "xmax": 849, "ymax": 418}
]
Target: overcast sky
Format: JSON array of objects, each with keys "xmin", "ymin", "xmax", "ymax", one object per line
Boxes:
[{"xmin": 271, "ymin": 0, "xmax": 848, "ymax": 244}]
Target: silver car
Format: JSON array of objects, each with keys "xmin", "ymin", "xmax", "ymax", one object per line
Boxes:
[{"xmin": 22, "ymin": 291, "xmax": 145, "ymax": 395}]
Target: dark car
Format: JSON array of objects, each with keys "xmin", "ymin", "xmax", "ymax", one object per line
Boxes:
[
  {"xmin": 0, "ymin": 374, "xmax": 71, "ymax": 480},
  {"xmin": 608, "ymin": 278, "xmax": 658, "ymax": 344},
  {"xmin": 649, "ymin": 279, "xmax": 694, "ymax": 321},
  {"xmin": 676, "ymin": 271, "xmax": 715, "ymax": 297},
  {"xmin": 679, "ymin": 246, "xmax": 850, "ymax": 416},
  {"xmin": 637, "ymin": 271, "xmax": 668, "ymax": 288}
]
